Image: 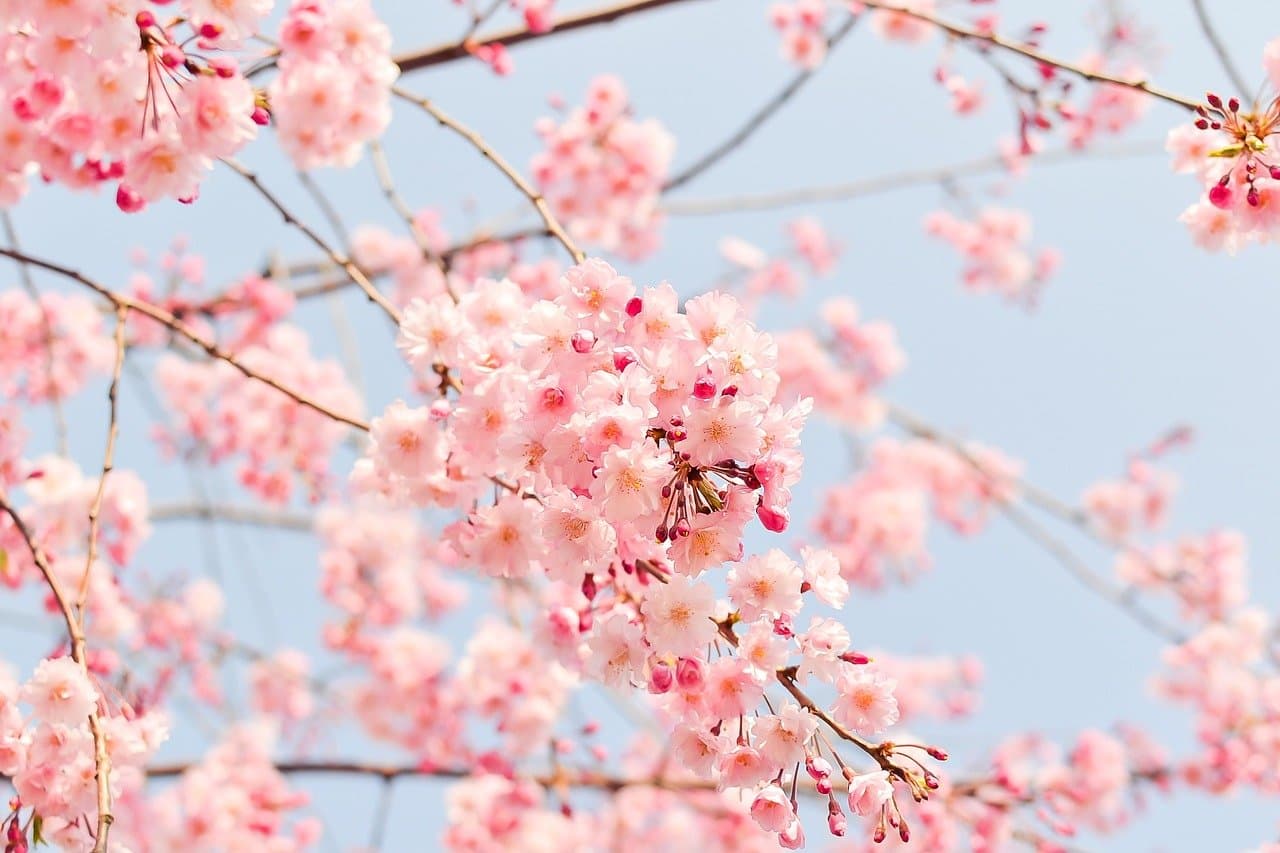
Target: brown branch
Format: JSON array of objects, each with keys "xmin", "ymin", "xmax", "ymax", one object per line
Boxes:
[
  {"xmin": 664, "ymin": 13, "xmax": 861, "ymax": 192},
  {"xmin": 392, "ymin": 86, "xmax": 586, "ymax": 265},
  {"xmin": 0, "ymin": 496, "xmax": 113, "ymax": 850},
  {"xmin": 393, "ymin": 0, "xmax": 708, "ymax": 75},
  {"xmin": 77, "ymin": 307, "xmax": 127, "ymax": 616},
  {"xmin": 1189, "ymin": 0, "xmax": 1250, "ymax": 96},
  {"xmin": 140, "ymin": 758, "xmax": 719, "ymax": 791},
  {"xmin": 858, "ymin": 1, "xmax": 1201, "ymax": 111},
  {"xmin": 221, "ymin": 158, "xmax": 402, "ymax": 323},
  {"xmin": 0, "ymin": 247, "xmax": 369, "ymax": 432}
]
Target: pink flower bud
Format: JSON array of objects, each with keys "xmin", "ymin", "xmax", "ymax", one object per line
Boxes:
[
  {"xmin": 581, "ymin": 573, "xmax": 597, "ymax": 600},
  {"xmin": 612, "ymin": 349, "xmax": 635, "ymax": 371},
  {"xmin": 648, "ymin": 661, "xmax": 674, "ymax": 693},
  {"xmin": 676, "ymin": 656, "xmax": 705, "ymax": 691},
  {"xmin": 135, "ymin": 10, "xmax": 155, "ymax": 28},
  {"xmin": 251, "ymin": 106, "xmax": 271, "ymax": 126},
  {"xmin": 116, "ymin": 184, "xmax": 146, "ymax": 213},
  {"xmin": 827, "ymin": 800, "xmax": 847, "ymax": 837},
  {"xmin": 199, "ymin": 22, "xmax": 222, "ymax": 39},
  {"xmin": 160, "ymin": 45, "xmax": 185, "ymax": 68},
  {"xmin": 1208, "ymin": 183, "xmax": 1232, "ymax": 209},
  {"xmin": 571, "ymin": 330, "xmax": 595, "ymax": 353},
  {"xmin": 756, "ymin": 503, "xmax": 789, "ymax": 532},
  {"xmin": 625, "ymin": 296, "xmax": 643, "ymax": 317},
  {"xmin": 806, "ymin": 756, "xmax": 832, "ymax": 780},
  {"xmin": 692, "ymin": 376, "xmax": 716, "ymax": 400}
]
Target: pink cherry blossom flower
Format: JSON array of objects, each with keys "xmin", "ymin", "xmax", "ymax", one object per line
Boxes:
[{"xmin": 832, "ymin": 669, "xmax": 900, "ymax": 734}]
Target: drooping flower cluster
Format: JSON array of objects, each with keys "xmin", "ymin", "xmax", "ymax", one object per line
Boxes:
[
  {"xmin": 923, "ymin": 207, "xmax": 1061, "ymax": 306},
  {"xmin": 774, "ymin": 297, "xmax": 904, "ymax": 429},
  {"xmin": 1170, "ymin": 87, "xmax": 1280, "ymax": 252},
  {"xmin": 0, "ymin": 292, "xmax": 115, "ymax": 403},
  {"xmin": 531, "ymin": 77, "xmax": 675, "ymax": 259},
  {"xmin": 2, "ymin": 659, "xmax": 168, "ymax": 850},
  {"xmin": 154, "ymin": 325, "xmax": 362, "ymax": 504},
  {"xmin": 0, "ymin": 2, "xmax": 266, "ymax": 209},
  {"xmin": 138, "ymin": 723, "xmax": 320, "ymax": 851},
  {"xmin": 0, "ymin": 456, "xmax": 150, "ymax": 589},
  {"xmin": 383, "ymin": 258, "xmax": 806, "ymax": 548},
  {"xmin": 813, "ymin": 438, "xmax": 1020, "ymax": 588},
  {"xmin": 317, "ymin": 504, "xmax": 465, "ymax": 642},
  {"xmin": 269, "ymin": 0, "xmax": 400, "ymax": 169},
  {"xmin": 718, "ymin": 217, "xmax": 842, "ymax": 302}
]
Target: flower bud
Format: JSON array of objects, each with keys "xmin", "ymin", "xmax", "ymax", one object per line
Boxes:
[
  {"xmin": 676, "ymin": 656, "xmax": 705, "ymax": 691},
  {"xmin": 648, "ymin": 661, "xmax": 674, "ymax": 693}
]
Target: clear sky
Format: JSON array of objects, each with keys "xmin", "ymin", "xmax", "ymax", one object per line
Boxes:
[{"xmin": 4, "ymin": 1, "xmax": 1279, "ymax": 850}]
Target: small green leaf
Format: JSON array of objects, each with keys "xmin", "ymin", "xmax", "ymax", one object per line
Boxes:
[
  {"xmin": 1207, "ymin": 143, "xmax": 1244, "ymax": 158},
  {"xmin": 32, "ymin": 813, "xmax": 45, "ymax": 846},
  {"xmin": 0, "ymin": 548, "xmax": 8, "ymax": 578}
]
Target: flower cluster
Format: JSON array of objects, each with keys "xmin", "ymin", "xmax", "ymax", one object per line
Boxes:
[
  {"xmin": 269, "ymin": 0, "xmax": 400, "ymax": 169},
  {"xmin": 774, "ymin": 297, "xmax": 904, "ymax": 429},
  {"xmin": 768, "ymin": 0, "xmax": 830, "ymax": 69},
  {"xmin": 923, "ymin": 207, "xmax": 1062, "ymax": 306},
  {"xmin": 139, "ymin": 723, "xmax": 320, "ymax": 851},
  {"xmin": 813, "ymin": 438, "xmax": 1020, "ymax": 588},
  {"xmin": 2, "ymin": 658, "xmax": 168, "ymax": 850},
  {"xmin": 0, "ymin": 1, "xmax": 268, "ymax": 209},
  {"xmin": 1170, "ymin": 88, "xmax": 1280, "ymax": 253},
  {"xmin": 0, "ymin": 292, "xmax": 115, "ymax": 403},
  {"xmin": 531, "ymin": 77, "xmax": 675, "ymax": 259},
  {"xmin": 718, "ymin": 217, "xmax": 842, "ymax": 302},
  {"xmin": 154, "ymin": 325, "xmax": 362, "ymax": 504}
]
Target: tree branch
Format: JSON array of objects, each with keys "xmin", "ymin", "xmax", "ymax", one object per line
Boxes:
[
  {"xmin": 663, "ymin": 13, "xmax": 861, "ymax": 192},
  {"xmin": 222, "ymin": 158, "xmax": 401, "ymax": 323},
  {"xmin": 663, "ymin": 140, "xmax": 1163, "ymax": 216},
  {"xmin": 393, "ymin": 0, "xmax": 709, "ymax": 75},
  {"xmin": 393, "ymin": 86, "xmax": 586, "ymax": 264},
  {"xmin": 0, "ymin": 248, "xmax": 370, "ymax": 432},
  {"xmin": 859, "ymin": 1, "xmax": 1202, "ymax": 111}
]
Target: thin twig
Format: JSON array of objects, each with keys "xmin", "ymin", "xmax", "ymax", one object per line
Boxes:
[
  {"xmin": 222, "ymin": 158, "xmax": 401, "ymax": 323},
  {"xmin": 664, "ymin": 13, "xmax": 861, "ymax": 191},
  {"xmin": 1189, "ymin": 0, "xmax": 1250, "ymax": 96},
  {"xmin": 0, "ymin": 247, "xmax": 369, "ymax": 432},
  {"xmin": 367, "ymin": 140, "xmax": 457, "ymax": 301},
  {"xmin": 77, "ymin": 306, "xmax": 128, "ymax": 616},
  {"xmin": 884, "ymin": 403, "xmax": 1185, "ymax": 643},
  {"xmin": 295, "ymin": 171, "xmax": 368, "ymax": 395},
  {"xmin": 1, "ymin": 213, "xmax": 68, "ymax": 455},
  {"xmin": 859, "ymin": 1, "xmax": 1201, "ymax": 111},
  {"xmin": 664, "ymin": 140, "xmax": 1164, "ymax": 215},
  {"xmin": 392, "ymin": 86, "xmax": 587, "ymax": 264},
  {"xmin": 368, "ymin": 778, "xmax": 395, "ymax": 852},
  {"xmin": 997, "ymin": 499, "xmax": 1186, "ymax": 643}
]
